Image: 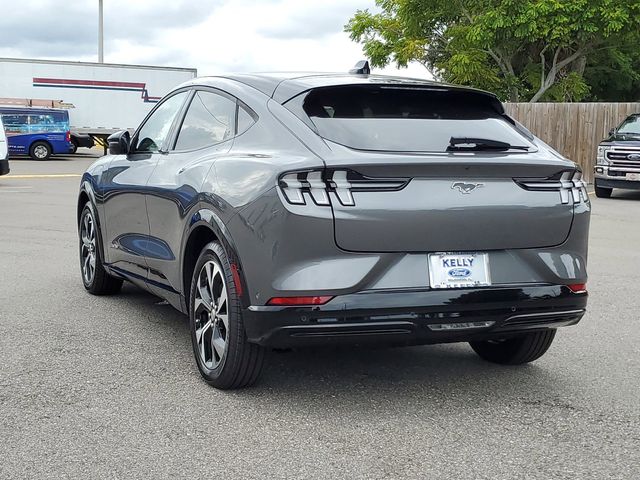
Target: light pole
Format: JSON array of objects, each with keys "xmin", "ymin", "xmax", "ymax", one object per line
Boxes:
[{"xmin": 98, "ymin": 0, "xmax": 104, "ymax": 63}]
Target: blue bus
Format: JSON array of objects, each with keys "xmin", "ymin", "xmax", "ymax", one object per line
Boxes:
[{"xmin": 0, "ymin": 107, "xmax": 73, "ymax": 160}]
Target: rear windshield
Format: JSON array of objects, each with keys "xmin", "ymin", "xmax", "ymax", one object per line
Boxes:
[{"xmin": 286, "ymin": 85, "xmax": 533, "ymax": 153}]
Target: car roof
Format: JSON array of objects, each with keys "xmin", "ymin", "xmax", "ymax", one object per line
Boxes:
[{"xmin": 197, "ymin": 73, "xmax": 503, "ymax": 110}]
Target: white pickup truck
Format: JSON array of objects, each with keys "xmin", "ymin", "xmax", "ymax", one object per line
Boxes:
[{"xmin": 594, "ymin": 113, "xmax": 640, "ymax": 198}]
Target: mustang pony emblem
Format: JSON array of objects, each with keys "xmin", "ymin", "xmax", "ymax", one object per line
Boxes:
[{"xmin": 452, "ymin": 182, "xmax": 484, "ymax": 194}]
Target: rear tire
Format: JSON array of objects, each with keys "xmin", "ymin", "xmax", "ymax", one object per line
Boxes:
[
  {"xmin": 470, "ymin": 329, "xmax": 557, "ymax": 365},
  {"xmin": 189, "ymin": 242, "xmax": 265, "ymax": 389},
  {"xmin": 29, "ymin": 141, "xmax": 51, "ymax": 160},
  {"xmin": 594, "ymin": 181, "xmax": 612, "ymax": 198},
  {"xmin": 79, "ymin": 203, "xmax": 123, "ymax": 295}
]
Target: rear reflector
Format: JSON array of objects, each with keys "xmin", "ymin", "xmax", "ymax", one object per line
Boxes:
[
  {"xmin": 567, "ymin": 283, "xmax": 587, "ymax": 293},
  {"xmin": 267, "ymin": 296, "xmax": 333, "ymax": 306},
  {"xmin": 230, "ymin": 263, "xmax": 243, "ymax": 297}
]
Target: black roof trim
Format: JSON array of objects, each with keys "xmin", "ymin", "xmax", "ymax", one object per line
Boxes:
[{"xmin": 200, "ymin": 72, "xmax": 503, "ymax": 113}]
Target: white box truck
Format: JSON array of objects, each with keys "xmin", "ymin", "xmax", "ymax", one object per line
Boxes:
[{"xmin": 0, "ymin": 57, "xmax": 197, "ymax": 153}]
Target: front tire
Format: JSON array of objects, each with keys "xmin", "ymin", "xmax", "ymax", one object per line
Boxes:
[
  {"xmin": 470, "ymin": 329, "xmax": 556, "ymax": 365},
  {"xmin": 189, "ymin": 242, "xmax": 265, "ymax": 389},
  {"xmin": 79, "ymin": 203, "xmax": 123, "ymax": 295},
  {"xmin": 29, "ymin": 141, "xmax": 51, "ymax": 160},
  {"xmin": 594, "ymin": 181, "xmax": 612, "ymax": 198}
]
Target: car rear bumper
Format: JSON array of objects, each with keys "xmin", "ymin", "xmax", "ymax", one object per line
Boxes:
[
  {"xmin": 243, "ymin": 284, "xmax": 587, "ymax": 347},
  {"xmin": 74, "ymin": 136, "xmax": 95, "ymax": 148},
  {"xmin": 0, "ymin": 158, "xmax": 9, "ymax": 176}
]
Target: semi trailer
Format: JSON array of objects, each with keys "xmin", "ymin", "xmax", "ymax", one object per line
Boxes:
[{"xmin": 0, "ymin": 57, "xmax": 197, "ymax": 155}]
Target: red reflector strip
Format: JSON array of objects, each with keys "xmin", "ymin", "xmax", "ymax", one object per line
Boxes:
[
  {"xmin": 567, "ymin": 283, "xmax": 587, "ymax": 293},
  {"xmin": 267, "ymin": 296, "xmax": 333, "ymax": 306},
  {"xmin": 230, "ymin": 263, "xmax": 243, "ymax": 297}
]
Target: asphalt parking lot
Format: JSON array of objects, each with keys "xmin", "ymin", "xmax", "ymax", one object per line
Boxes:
[{"xmin": 1, "ymin": 152, "xmax": 639, "ymax": 479}]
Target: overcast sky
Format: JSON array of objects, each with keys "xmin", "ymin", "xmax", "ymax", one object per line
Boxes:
[{"xmin": 0, "ymin": 0, "xmax": 431, "ymax": 78}]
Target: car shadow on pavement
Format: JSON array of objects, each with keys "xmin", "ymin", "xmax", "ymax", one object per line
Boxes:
[
  {"xmin": 118, "ymin": 283, "xmax": 570, "ymax": 405},
  {"xmin": 8, "ymin": 152, "xmax": 101, "ymax": 161},
  {"xmin": 8, "ymin": 155, "xmax": 76, "ymax": 163},
  {"xmin": 607, "ymin": 191, "xmax": 640, "ymax": 201},
  {"xmin": 259, "ymin": 344, "xmax": 557, "ymax": 394}
]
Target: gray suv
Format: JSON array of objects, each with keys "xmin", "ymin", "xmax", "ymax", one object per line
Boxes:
[{"xmin": 77, "ymin": 73, "xmax": 590, "ymax": 389}]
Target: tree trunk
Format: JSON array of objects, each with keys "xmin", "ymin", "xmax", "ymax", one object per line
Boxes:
[
  {"xmin": 485, "ymin": 48, "xmax": 519, "ymax": 102},
  {"xmin": 509, "ymin": 87, "xmax": 519, "ymax": 103},
  {"xmin": 530, "ymin": 47, "xmax": 585, "ymax": 103}
]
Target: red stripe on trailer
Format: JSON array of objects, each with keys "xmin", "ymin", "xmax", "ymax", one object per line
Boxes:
[{"xmin": 32, "ymin": 78, "xmax": 147, "ymax": 89}]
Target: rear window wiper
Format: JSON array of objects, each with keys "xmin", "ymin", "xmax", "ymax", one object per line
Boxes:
[{"xmin": 447, "ymin": 137, "xmax": 530, "ymax": 152}]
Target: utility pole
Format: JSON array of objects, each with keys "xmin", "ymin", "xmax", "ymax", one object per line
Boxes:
[{"xmin": 98, "ymin": 0, "xmax": 104, "ymax": 63}]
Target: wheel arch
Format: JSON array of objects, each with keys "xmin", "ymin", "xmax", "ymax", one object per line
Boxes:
[
  {"xmin": 180, "ymin": 209, "xmax": 248, "ymax": 312},
  {"xmin": 77, "ymin": 190, "xmax": 90, "ymax": 224},
  {"xmin": 77, "ymin": 180, "xmax": 111, "ymax": 267},
  {"xmin": 77, "ymin": 180, "xmax": 98, "ymax": 225},
  {"xmin": 29, "ymin": 138, "xmax": 53, "ymax": 156}
]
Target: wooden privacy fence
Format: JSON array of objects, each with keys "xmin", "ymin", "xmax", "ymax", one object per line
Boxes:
[{"xmin": 504, "ymin": 102, "xmax": 640, "ymax": 182}]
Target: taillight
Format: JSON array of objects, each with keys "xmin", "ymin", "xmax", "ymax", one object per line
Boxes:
[
  {"xmin": 515, "ymin": 170, "xmax": 588, "ymax": 205},
  {"xmin": 567, "ymin": 283, "xmax": 587, "ymax": 294},
  {"xmin": 267, "ymin": 296, "xmax": 334, "ymax": 306},
  {"xmin": 279, "ymin": 169, "xmax": 408, "ymax": 207},
  {"xmin": 66, "ymin": 131, "xmax": 71, "ymax": 142}
]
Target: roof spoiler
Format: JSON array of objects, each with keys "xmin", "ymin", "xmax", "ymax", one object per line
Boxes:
[{"xmin": 349, "ymin": 60, "xmax": 370, "ymax": 75}]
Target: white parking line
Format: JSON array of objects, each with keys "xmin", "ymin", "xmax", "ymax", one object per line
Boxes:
[
  {"xmin": 0, "ymin": 187, "xmax": 34, "ymax": 193},
  {"xmin": 3, "ymin": 174, "xmax": 82, "ymax": 179}
]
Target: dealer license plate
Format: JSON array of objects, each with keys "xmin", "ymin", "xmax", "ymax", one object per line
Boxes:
[{"xmin": 428, "ymin": 252, "xmax": 491, "ymax": 289}]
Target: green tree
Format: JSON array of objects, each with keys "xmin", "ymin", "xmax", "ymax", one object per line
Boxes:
[
  {"xmin": 583, "ymin": 36, "xmax": 640, "ymax": 101},
  {"xmin": 346, "ymin": 0, "xmax": 640, "ymax": 102}
]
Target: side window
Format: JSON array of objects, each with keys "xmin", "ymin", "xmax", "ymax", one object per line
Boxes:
[
  {"xmin": 174, "ymin": 90, "xmax": 236, "ymax": 151},
  {"xmin": 237, "ymin": 104, "xmax": 256, "ymax": 135},
  {"xmin": 2, "ymin": 115, "xmax": 28, "ymax": 133},
  {"xmin": 133, "ymin": 91, "xmax": 188, "ymax": 153}
]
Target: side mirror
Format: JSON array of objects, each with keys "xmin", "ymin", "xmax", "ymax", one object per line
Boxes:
[
  {"xmin": 107, "ymin": 130, "xmax": 130, "ymax": 155},
  {"xmin": 608, "ymin": 128, "xmax": 616, "ymax": 136}
]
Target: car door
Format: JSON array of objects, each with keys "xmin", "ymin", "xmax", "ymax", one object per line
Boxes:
[
  {"xmin": 145, "ymin": 88, "xmax": 238, "ymax": 305},
  {"xmin": 101, "ymin": 90, "xmax": 189, "ymax": 285}
]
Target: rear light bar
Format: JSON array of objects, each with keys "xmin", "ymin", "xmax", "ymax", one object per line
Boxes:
[
  {"xmin": 567, "ymin": 283, "xmax": 587, "ymax": 294},
  {"xmin": 515, "ymin": 170, "xmax": 588, "ymax": 205},
  {"xmin": 266, "ymin": 296, "xmax": 334, "ymax": 306},
  {"xmin": 279, "ymin": 169, "xmax": 408, "ymax": 207}
]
